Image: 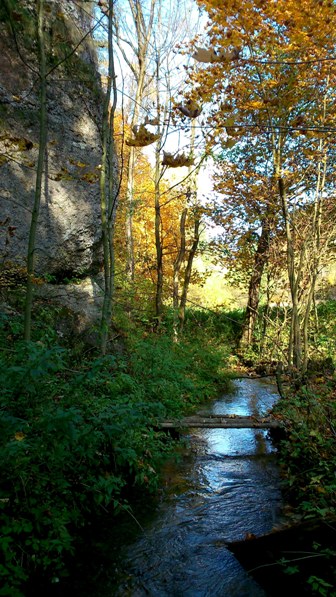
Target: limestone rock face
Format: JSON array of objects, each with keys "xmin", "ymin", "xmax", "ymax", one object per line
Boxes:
[
  {"xmin": 36, "ymin": 276, "xmax": 104, "ymax": 332},
  {"xmin": 0, "ymin": 0, "xmax": 103, "ymax": 279}
]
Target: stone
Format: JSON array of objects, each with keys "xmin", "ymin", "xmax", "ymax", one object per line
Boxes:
[
  {"xmin": 36, "ymin": 276, "xmax": 104, "ymax": 332},
  {"xmin": 0, "ymin": 1, "xmax": 104, "ymax": 280}
]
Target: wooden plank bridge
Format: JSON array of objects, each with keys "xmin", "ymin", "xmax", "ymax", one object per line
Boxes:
[{"xmin": 160, "ymin": 414, "xmax": 281, "ymax": 430}]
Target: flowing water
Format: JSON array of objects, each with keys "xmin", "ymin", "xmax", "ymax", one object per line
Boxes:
[{"xmin": 112, "ymin": 377, "xmax": 283, "ymax": 596}]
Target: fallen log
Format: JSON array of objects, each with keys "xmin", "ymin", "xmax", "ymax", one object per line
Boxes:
[{"xmin": 160, "ymin": 415, "xmax": 281, "ymax": 429}]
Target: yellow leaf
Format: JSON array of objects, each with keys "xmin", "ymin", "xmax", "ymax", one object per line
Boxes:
[
  {"xmin": 14, "ymin": 432, "xmax": 25, "ymax": 441},
  {"xmin": 244, "ymin": 100, "xmax": 264, "ymax": 110}
]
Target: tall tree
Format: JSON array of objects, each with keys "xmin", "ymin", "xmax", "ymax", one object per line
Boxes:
[
  {"xmin": 118, "ymin": 0, "xmax": 202, "ymax": 324},
  {"xmin": 209, "ymin": 142, "xmax": 279, "ymax": 348},
  {"xmin": 24, "ymin": 0, "xmax": 47, "ymax": 341},
  {"xmin": 189, "ymin": 0, "xmax": 336, "ymax": 371},
  {"xmin": 99, "ymin": 0, "xmax": 120, "ymax": 354},
  {"xmin": 172, "ymin": 121, "xmax": 202, "ymax": 335},
  {"xmin": 114, "ymin": 0, "xmax": 157, "ymax": 280}
]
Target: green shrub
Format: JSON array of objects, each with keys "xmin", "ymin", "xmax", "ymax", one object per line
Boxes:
[
  {"xmin": 0, "ymin": 305, "xmax": 231, "ymax": 593},
  {"xmin": 274, "ymin": 383, "xmax": 336, "ymax": 518},
  {"xmin": 315, "ymin": 301, "xmax": 336, "ymax": 365},
  {"xmin": 0, "ymin": 344, "xmax": 168, "ymax": 593}
]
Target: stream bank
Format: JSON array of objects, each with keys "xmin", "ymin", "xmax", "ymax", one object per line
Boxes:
[
  {"xmin": 113, "ymin": 377, "xmax": 283, "ymax": 595},
  {"xmin": 52, "ymin": 377, "xmax": 283, "ymax": 596}
]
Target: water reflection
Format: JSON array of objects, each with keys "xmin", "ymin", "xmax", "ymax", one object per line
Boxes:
[
  {"xmin": 207, "ymin": 378, "xmax": 279, "ymax": 417},
  {"xmin": 113, "ymin": 378, "xmax": 282, "ymax": 597},
  {"xmin": 201, "ymin": 427, "xmax": 275, "ymax": 459}
]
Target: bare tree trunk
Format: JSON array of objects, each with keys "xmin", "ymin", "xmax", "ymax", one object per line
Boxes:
[
  {"xmin": 273, "ymin": 75, "xmax": 331, "ymax": 376},
  {"xmin": 173, "ymin": 208, "xmax": 187, "ymax": 310},
  {"xmin": 260, "ymin": 272, "xmax": 271, "ymax": 357},
  {"xmin": 172, "ymin": 207, "xmax": 187, "ymax": 339},
  {"xmin": 100, "ymin": 0, "xmax": 119, "ymax": 354},
  {"xmin": 24, "ymin": 0, "xmax": 47, "ymax": 341},
  {"xmin": 115, "ymin": 0, "xmax": 157, "ymax": 280},
  {"xmin": 178, "ymin": 215, "xmax": 201, "ymax": 333},
  {"xmin": 278, "ymin": 175, "xmax": 302, "ymax": 371},
  {"xmin": 173, "ymin": 121, "xmax": 199, "ymax": 335},
  {"xmin": 240, "ymin": 218, "xmax": 270, "ymax": 347},
  {"xmin": 151, "ymin": 7, "xmax": 166, "ymax": 325},
  {"xmin": 302, "ymin": 275, "xmax": 316, "ymax": 374},
  {"xmin": 302, "ymin": 205, "xmax": 326, "ymax": 372},
  {"xmin": 154, "ymin": 135, "xmax": 163, "ymax": 324},
  {"xmin": 125, "ymin": 82, "xmax": 143, "ymax": 280},
  {"xmin": 302, "ymin": 98, "xmax": 328, "ymax": 372},
  {"xmin": 288, "ymin": 307, "xmax": 294, "ymax": 367},
  {"xmin": 125, "ymin": 148, "xmax": 136, "ymax": 279}
]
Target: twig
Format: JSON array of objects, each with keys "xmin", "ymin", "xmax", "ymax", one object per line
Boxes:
[{"xmin": 248, "ymin": 552, "xmax": 324, "ymax": 573}]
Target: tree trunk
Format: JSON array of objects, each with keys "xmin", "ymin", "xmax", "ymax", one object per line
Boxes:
[
  {"xmin": 172, "ymin": 208, "xmax": 187, "ymax": 340},
  {"xmin": 24, "ymin": 0, "xmax": 47, "ymax": 341},
  {"xmin": 100, "ymin": 0, "xmax": 119, "ymax": 355},
  {"xmin": 175, "ymin": 121, "xmax": 198, "ymax": 336},
  {"xmin": 240, "ymin": 218, "xmax": 270, "ymax": 348},
  {"xmin": 125, "ymin": 79, "xmax": 143, "ymax": 280},
  {"xmin": 278, "ymin": 175, "xmax": 302, "ymax": 371},
  {"xmin": 302, "ymin": 124, "xmax": 327, "ymax": 373},
  {"xmin": 117, "ymin": 0, "xmax": 157, "ymax": 280},
  {"xmin": 178, "ymin": 215, "xmax": 201, "ymax": 333},
  {"xmin": 154, "ymin": 136, "xmax": 163, "ymax": 324},
  {"xmin": 173, "ymin": 208, "xmax": 187, "ymax": 310},
  {"xmin": 260, "ymin": 273, "xmax": 271, "ymax": 357},
  {"xmin": 125, "ymin": 148, "xmax": 136, "ymax": 280}
]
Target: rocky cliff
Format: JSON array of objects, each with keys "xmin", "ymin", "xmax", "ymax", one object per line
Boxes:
[{"xmin": 0, "ymin": 0, "xmax": 103, "ymax": 281}]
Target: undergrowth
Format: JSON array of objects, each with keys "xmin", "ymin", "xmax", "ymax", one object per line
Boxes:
[
  {"xmin": 272, "ymin": 375, "xmax": 336, "ymax": 595},
  {"xmin": 0, "ymin": 305, "xmax": 231, "ymax": 595},
  {"xmin": 274, "ymin": 378, "xmax": 336, "ymax": 519},
  {"xmin": 236, "ymin": 300, "xmax": 336, "ymax": 369}
]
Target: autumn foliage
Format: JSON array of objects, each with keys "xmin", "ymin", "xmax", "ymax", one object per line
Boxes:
[{"xmin": 185, "ymin": 0, "xmax": 336, "ymax": 370}]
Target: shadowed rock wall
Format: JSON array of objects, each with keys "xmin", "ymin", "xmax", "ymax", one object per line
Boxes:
[{"xmin": 0, "ymin": 0, "xmax": 103, "ymax": 280}]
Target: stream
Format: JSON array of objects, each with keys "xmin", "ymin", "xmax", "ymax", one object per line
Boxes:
[{"xmin": 111, "ymin": 377, "xmax": 283, "ymax": 596}]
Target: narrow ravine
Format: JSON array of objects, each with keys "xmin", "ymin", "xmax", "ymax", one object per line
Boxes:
[{"xmin": 112, "ymin": 378, "xmax": 283, "ymax": 596}]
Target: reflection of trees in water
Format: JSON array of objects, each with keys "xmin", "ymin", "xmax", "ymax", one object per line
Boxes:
[
  {"xmin": 109, "ymin": 381, "xmax": 282, "ymax": 596},
  {"xmin": 255, "ymin": 431, "xmax": 268, "ymax": 456},
  {"xmin": 250, "ymin": 391, "xmax": 259, "ymax": 417},
  {"xmin": 212, "ymin": 380, "xmax": 279, "ymax": 417}
]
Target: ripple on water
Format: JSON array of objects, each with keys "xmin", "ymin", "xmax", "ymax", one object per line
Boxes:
[{"xmin": 113, "ymin": 378, "xmax": 282, "ymax": 597}]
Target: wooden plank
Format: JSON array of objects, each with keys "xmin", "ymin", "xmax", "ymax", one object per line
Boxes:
[{"xmin": 160, "ymin": 416, "xmax": 280, "ymax": 429}]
